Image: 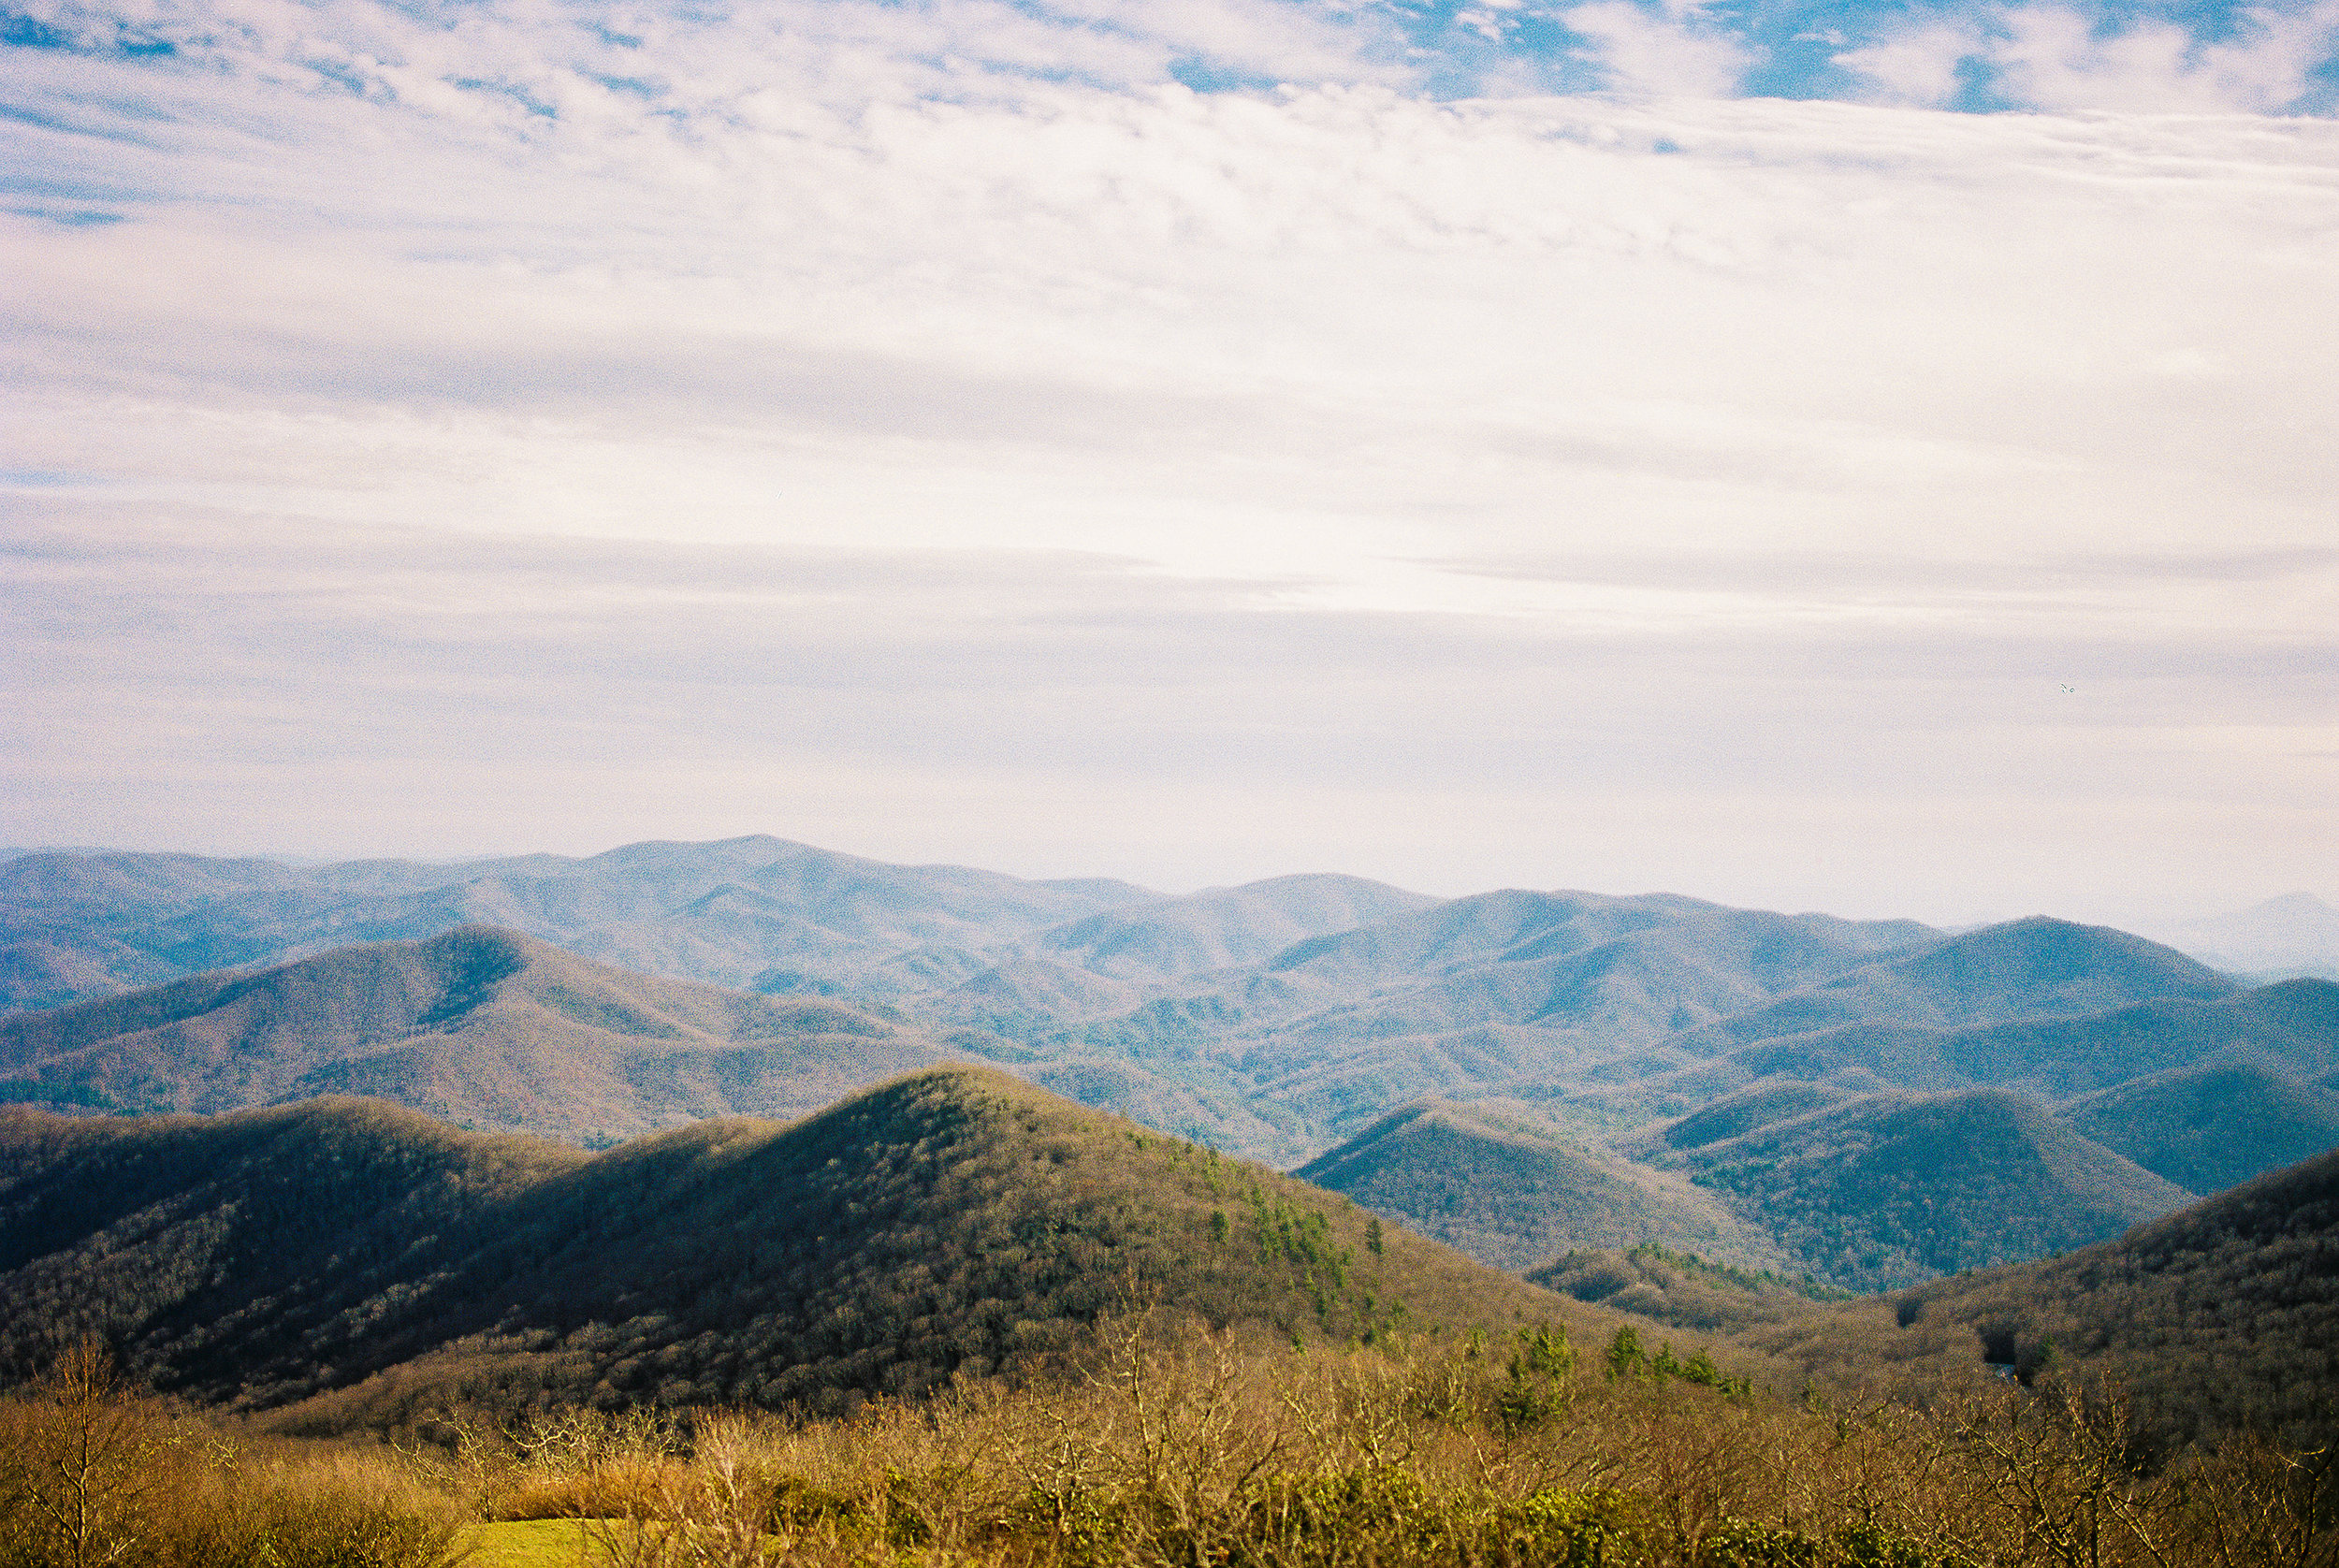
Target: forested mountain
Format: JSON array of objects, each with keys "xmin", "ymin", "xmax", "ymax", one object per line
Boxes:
[
  {"xmin": 1661, "ymin": 1088, "xmax": 2190, "ymax": 1291},
  {"xmin": 0, "ymin": 1070, "xmax": 1598, "ymax": 1430},
  {"xmin": 1018, "ymin": 888, "xmax": 1940, "ymax": 1143},
  {"xmin": 1662, "ymin": 918, "xmax": 2239, "ymax": 1056},
  {"xmin": 2057, "ymin": 1061, "xmax": 2339, "ymax": 1195},
  {"xmin": 0, "ymin": 926, "xmax": 960, "ymax": 1142}
]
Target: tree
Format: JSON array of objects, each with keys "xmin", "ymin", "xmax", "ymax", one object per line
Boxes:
[{"xmin": 20, "ymin": 1339, "xmax": 165, "ymax": 1568}]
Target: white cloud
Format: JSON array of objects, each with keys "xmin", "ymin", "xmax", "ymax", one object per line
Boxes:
[
  {"xmin": 1838, "ymin": 0, "xmax": 2339, "ymax": 112},
  {"xmin": 1990, "ymin": 0, "xmax": 2339, "ymax": 112},
  {"xmin": 1561, "ymin": 0, "xmax": 1756, "ymax": 96},
  {"xmin": 1835, "ymin": 22, "xmax": 1982, "ymax": 107}
]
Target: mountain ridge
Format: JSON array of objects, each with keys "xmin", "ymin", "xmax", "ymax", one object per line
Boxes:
[
  {"xmin": 0, "ymin": 1068, "xmax": 1621, "ymax": 1429},
  {"xmin": 0, "ymin": 926, "xmax": 962, "ymax": 1142}
]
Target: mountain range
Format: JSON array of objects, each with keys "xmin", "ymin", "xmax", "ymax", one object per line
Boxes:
[{"xmin": 6, "ymin": 837, "xmax": 2337, "ymax": 1293}]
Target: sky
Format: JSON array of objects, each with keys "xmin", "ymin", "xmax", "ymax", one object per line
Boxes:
[{"xmin": 3, "ymin": 0, "xmax": 2337, "ymax": 928}]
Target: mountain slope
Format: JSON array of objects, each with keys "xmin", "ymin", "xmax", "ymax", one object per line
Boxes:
[
  {"xmin": 1751, "ymin": 1146, "xmax": 2339, "ymax": 1450},
  {"xmin": 0, "ymin": 1096, "xmax": 583, "ymax": 1391},
  {"xmin": 1677, "ymin": 1089, "xmax": 2191, "ymax": 1291},
  {"xmin": 2058, "ymin": 1062, "xmax": 2339, "ymax": 1195},
  {"xmin": 0, "ymin": 927, "xmax": 960, "ymax": 1141},
  {"xmin": 0, "ymin": 1069, "xmax": 1595, "ymax": 1429},
  {"xmin": 1019, "ymin": 875, "xmax": 1441, "ymax": 988},
  {"xmin": 1294, "ymin": 1099, "xmax": 1785, "ymax": 1273}
]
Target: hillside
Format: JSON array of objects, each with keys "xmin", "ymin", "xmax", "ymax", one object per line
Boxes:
[
  {"xmin": 1294, "ymin": 1099, "xmax": 1786, "ymax": 1272},
  {"xmin": 1750, "ymin": 1146, "xmax": 2339, "ymax": 1451},
  {"xmin": 11, "ymin": 841, "xmax": 2312, "ymax": 1274},
  {"xmin": 6, "ymin": 847, "xmax": 1977, "ymax": 1159},
  {"xmin": 1005, "ymin": 874, "xmax": 1441, "ymax": 989},
  {"xmin": 1674, "ymin": 1089, "xmax": 2190, "ymax": 1291},
  {"xmin": 0, "ymin": 1096, "xmax": 583, "ymax": 1388},
  {"xmin": 0, "ymin": 1069, "xmax": 1607, "ymax": 1430},
  {"xmin": 2057, "ymin": 1062, "xmax": 2339, "ymax": 1195},
  {"xmin": 0, "ymin": 926, "xmax": 959, "ymax": 1142}
]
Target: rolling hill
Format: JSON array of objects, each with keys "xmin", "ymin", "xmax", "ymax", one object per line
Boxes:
[
  {"xmin": 1037, "ymin": 889, "xmax": 1941, "ymax": 1143},
  {"xmin": 1293, "ymin": 1099, "xmax": 1787, "ymax": 1272},
  {"xmin": 1668, "ymin": 1088, "xmax": 2190, "ymax": 1292},
  {"xmin": 0, "ymin": 1068, "xmax": 1607, "ymax": 1430},
  {"xmin": 0, "ymin": 926, "xmax": 961, "ymax": 1142},
  {"xmin": 10, "ymin": 840, "xmax": 2321, "ymax": 1297},
  {"xmin": 1530, "ymin": 1242, "xmax": 1846, "ymax": 1334},
  {"xmin": 1578, "ymin": 976, "xmax": 2339, "ymax": 1137},
  {"xmin": 2057, "ymin": 1061, "xmax": 2339, "ymax": 1196}
]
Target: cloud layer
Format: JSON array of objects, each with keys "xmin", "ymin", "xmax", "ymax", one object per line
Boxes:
[{"xmin": 3, "ymin": 0, "xmax": 2337, "ymax": 922}]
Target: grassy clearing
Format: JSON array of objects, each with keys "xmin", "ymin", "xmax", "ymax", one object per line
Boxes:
[{"xmin": 458, "ymin": 1519, "xmax": 617, "ymax": 1567}]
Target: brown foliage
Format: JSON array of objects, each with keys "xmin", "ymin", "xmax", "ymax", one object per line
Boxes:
[
  {"xmin": 426, "ymin": 1314, "xmax": 2339, "ymax": 1568},
  {"xmin": 0, "ymin": 1339, "xmax": 458, "ymax": 1568}
]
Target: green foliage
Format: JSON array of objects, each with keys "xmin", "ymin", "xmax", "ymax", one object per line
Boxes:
[
  {"xmin": 1703, "ymin": 1518, "xmax": 1825, "ymax": 1567},
  {"xmin": 1607, "ymin": 1326, "xmax": 1645, "ymax": 1379},
  {"xmin": 1496, "ymin": 1325, "xmax": 1578, "ymax": 1432},
  {"xmin": 1752, "ymin": 1142, "xmax": 2339, "ymax": 1453}
]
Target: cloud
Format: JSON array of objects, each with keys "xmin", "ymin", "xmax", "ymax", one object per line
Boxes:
[
  {"xmin": 1838, "ymin": 0, "xmax": 2339, "ymax": 112},
  {"xmin": 1834, "ymin": 22, "xmax": 1983, "ymax": 107},
  {"xmin": 1561, "ymin": 0, "xmax": 1758, "ymax": 96},
  {"xmin": 1990, "ymin": 0, "xmax": 2339, "ymax": 112}
]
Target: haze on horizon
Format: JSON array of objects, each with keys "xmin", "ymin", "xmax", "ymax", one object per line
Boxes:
[{"xmin": 4, "ymin": 0, "xmax": 2336, "ymax": 931}]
